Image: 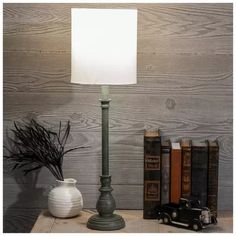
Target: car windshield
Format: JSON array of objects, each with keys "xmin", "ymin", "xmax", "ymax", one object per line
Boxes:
[
  {"xmin": 189, "ymin": 200, "xmax": 200, "ymax": 208},
  {"xmin": 179, "ymin": 199, "xmax": 200, "ymax": 208}
]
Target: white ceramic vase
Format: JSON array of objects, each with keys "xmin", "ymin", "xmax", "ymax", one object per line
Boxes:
[{"xmin": 48, "ymin": 178, "xmax": 83, "ymax": 218}]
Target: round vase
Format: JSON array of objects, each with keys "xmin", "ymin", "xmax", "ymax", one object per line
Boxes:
[{"xmin": 48, "ymin": 178, "xmax": 83, "ymax": 218}]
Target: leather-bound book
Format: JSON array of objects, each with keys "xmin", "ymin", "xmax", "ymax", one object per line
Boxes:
[
  {"xmin": 161, "ymin": 140, "xmax": 171, "ymax": 205},
  {"xmin": 143, "ymin": 130, "xmax": 161, "ymax": 219},
  {"xmin": 170, "ymin": 142, "xmax": 181, "ymax": 203},
  {"xmin": 207, "ymin": 140, "xmax": 219, "ymax": 216},
  {"xmin": 181, "ymin": 140, "xmax": 192, "ymax": 199},
  {"xmin": 191, "ymin": 140, "xmax": 208, "ymax": 207}
]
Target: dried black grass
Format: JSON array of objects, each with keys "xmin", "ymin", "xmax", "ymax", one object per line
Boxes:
[{"xmin": 4, "ymin": 119, "xmax": 83, "ymax": 181}]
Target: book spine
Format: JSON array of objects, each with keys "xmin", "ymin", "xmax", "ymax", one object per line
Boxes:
[
  {"xmin": 207, "ymin": 144, "xmax": 219, "ymax": 216},
  {"xmin": 191, "ymin": 146, "xmax": 208, "ymax": 207},
  {"xmin": 170, "ymin": 148, "xmax": 182, "ymax": 203},
  {"xmin": 181, "ymin": 146, "xmax": 191, "ymax": 198},
  {"xmin": 161, "ymin": 146, "xmax": 170, "ymax": 205},
  {"xmin": 143, "ymin": 135, "xmax": 161, "ymax": 219}
]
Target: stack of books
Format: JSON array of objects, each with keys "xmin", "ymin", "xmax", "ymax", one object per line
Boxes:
[{"xmin": 143, "ymin": 130, "xmax": 219, "ymax": 219}]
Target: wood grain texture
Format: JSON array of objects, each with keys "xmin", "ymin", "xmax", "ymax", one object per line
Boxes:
[
  {"xmin": 3, "ymin": 3, "xmax": 233, "ymax": 233},
  {"xmin": 3, "ymin": 93, "xmax": 233, "ymax": 132},
  {"xmin": 31, "ymin": 210, "xmax": 233, "ymax": 233},
  {"xmin": 3, "ymin": 4, "xmax": 232, "ymax": 52},
  {"xmin": 3, "ymin": 52, "xmax": 232, "ymax": 94},
  {"xmin": 3, "ymin": 183, "xmax": 232, "ymax": 210},
  {"xmin": 3, "ymin": 183, "xmax": 144, "ymax": 210},
  {"xmin": 31, "ymin": 210, "xmax": 56, "ymax": 233},
  {"xmin": 3, "ymin": 134, "xmax": 233, "ymax": 186}
]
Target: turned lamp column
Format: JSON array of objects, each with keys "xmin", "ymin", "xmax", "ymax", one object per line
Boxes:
[
  {"xmin": 98, "ymin": 86, "xmax": 113, "ymax": 217},
  {"xmin": 101, "ymin": 86, "xmax": 110, "ymax": 177},
  {"xmin": 87, "ymin": 86, "xmax": 125, "ymax": 230}
]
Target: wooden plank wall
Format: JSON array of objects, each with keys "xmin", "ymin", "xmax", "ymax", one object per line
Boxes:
[{"xmin": 3, "ymin": 3, "xmax": 233, "ymax": 232}]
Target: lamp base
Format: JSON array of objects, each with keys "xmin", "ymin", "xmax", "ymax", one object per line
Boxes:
[{"xmin": 87, "ymin": 213, "xmax": 125, "ymax": 231}]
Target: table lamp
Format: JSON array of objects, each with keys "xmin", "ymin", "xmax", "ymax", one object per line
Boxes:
[{"xmin": 71, "ymin": 8, "xmax": 137, "ymax": 230}]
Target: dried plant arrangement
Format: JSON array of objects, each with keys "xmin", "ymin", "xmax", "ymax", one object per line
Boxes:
[{"xmin": 4, "ymin": 119, "xmax": 82, "ymax": 181}]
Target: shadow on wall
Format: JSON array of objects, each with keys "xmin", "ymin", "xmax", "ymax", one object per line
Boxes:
[
  {"xmin": 3, "ymin": 99, "xmax": 96, "ymax": 232},
  {"xmin": 3, "ymin": 165, "xmax": 47, "ymax": 233}
]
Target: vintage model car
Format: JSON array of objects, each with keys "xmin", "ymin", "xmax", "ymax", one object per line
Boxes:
[{"xmin": 156, "ymin": 198, "xmax": 217, "ymax": 231}]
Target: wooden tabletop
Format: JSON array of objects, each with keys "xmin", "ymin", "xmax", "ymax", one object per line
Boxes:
[{"xmin": 31, "ymin": 210, "xmax": 233, "ymax": 233}]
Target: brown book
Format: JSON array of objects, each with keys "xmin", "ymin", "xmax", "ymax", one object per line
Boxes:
[
  {"xmin": 170, "ymin": 142, "xmax": 181, "ymax": 203},
  {"xmin": 207, "ymin": 140, "xmax": 219, "ymax": 217},
  {"xmin": 143, "ymin": 130, "xmax": 161, "ymax": 219},
  {"xmin": 161, "ymin": 140, "xmax": 171, "ymax": 205},
  {"xmin": 181, "ymin": 140, "xmax": 191, "ymax": 199}
]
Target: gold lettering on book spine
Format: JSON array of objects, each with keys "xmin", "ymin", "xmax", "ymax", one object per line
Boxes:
[
  {"xmin": 144, "ymin": 180, "xmax": 160, "ymax": 201},
  {"xmin": 144, "ymin": 155, "xmax": 160, "ymax": 170},
  {"xmin": 182, "ymin": 148, "xmax": 191, "ymax": 197}
]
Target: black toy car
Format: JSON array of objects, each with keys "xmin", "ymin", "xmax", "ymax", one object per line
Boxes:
[{"xmin": 156, "ymin": 198, "xmax": 217, "ymax": 231}]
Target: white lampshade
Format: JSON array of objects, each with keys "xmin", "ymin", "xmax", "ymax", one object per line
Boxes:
[{"xmin": 71, "ymin": 8, "xmax": 137, "ymax": 85}]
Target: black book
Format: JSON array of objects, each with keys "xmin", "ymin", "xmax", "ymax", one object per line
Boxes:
[
  {"xmin": 161, "ymin": 140, "xmax": 171, "ymax": 205},
  {"xmin": 143, "ymin": 130, "xmax": 161, "ymax": 219},
  {"xmin": 191, "ymin": 140, "xmax": 208, "ymax": 207},
  {"xmin": 207, "ymin": 140, "xmax": 219, "ymax": 216}
]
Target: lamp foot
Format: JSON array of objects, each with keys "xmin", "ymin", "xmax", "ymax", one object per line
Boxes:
[{"xmin": 87, "ymin": 213, "xmax": 125, "ymax": 231}]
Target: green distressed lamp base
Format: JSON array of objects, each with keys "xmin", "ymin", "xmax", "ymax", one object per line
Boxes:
[
  {"xmin": 87, "ymin": 92, "xmax": 125, "ymax": 231},
  {"xmin": 87, "ymin": 213, "xmax": 125, "ymax": 231}
]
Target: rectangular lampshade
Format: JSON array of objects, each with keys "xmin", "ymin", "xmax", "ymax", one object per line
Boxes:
[{"xmin": 71, "ymin": 8, "xmax": 137, "ymax": 85}]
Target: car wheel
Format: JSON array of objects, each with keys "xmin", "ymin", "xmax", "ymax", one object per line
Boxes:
[
  {"xmin": 163, "ymin": 214, "xmax": 170, "ymax": 224},
  {"xmin": 172, "ymin": 210, "xmax": 178, "ymax": 219},
  {"xmin": 212, "ymin": 216, "xmax": 218, "ymax": 225},
  {"xmin": 192, "ymin": 222, "xmax": 202, "ymax": 231}
]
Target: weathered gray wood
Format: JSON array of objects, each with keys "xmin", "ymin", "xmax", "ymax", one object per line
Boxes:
[
  {"xmin": 3, "ymin": 52, "xmax": 232, "ymax": 93},
  {"xmin": 3, "ymin": 183, "xmax": 232, "ymax": 211},
  {"xmin": 3, "ymin": 3, "xmax": 233, "ymax": 233},
  {"xmin": 3, "ymin": 131, "xmax": 232, "ymax": 185},
  {"xmin": 3, "ymin": 183, "xmax": 142, "ymax": 209},
  {"xmin": 3, "ymin": 93, "xmax": 232, "ymax": 132},
  {"xmin": 3, "ymin": 4, "xmax": 232, "ymax": 53},
  {"xmin": 4, "ymin": 141, "xmax": 232, "ymax": 186}
]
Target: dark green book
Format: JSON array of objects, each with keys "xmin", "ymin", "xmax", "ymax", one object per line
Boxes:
[
  {"xmin": 191, "ymin": 140, "xmax": 208, "ymax": 207},
  {"xmin": 207, "ymin": 140, "xmax": 219, "ymax": 217}
]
